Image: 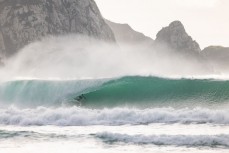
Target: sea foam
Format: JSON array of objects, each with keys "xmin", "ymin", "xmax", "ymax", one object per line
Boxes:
[
  {"xmin": 0, "ymin": 106, "xmax": 229, "ymax": 126},
  {"xmin": 95, "ymin": 132, "xmax": 229, "ymax": 147}
]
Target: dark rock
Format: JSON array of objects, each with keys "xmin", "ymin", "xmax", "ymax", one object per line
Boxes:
[
  {"xmin": 0, "ymin": 0, "xmax": 115, "ymax": 57},
  {"xmin": 202, "ymin": 46, "xmax": 229, "ymax": 59},
  {"xmin": 201, "ymin": 46, "xmax": 229, "ymax": 71},
  {"xmin": 155, "ymin": 21, "xmax": 201, "ymax": 53}
]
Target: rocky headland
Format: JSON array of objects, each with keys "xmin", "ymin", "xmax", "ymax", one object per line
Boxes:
[
  {"xmin": 0, "ymin": 0, "xmax": 115, "ymax": 58},
  {"xmin": 155, "ymin": 21, "xmax": 201, "ymax": 54}
]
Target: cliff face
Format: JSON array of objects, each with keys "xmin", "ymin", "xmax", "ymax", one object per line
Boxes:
[
  {"xmin": 155, "ymin": 21, "xmax": 201, "ymax": 53},
  {"xmin": 106, "ymin": 20, "xmax": 153, "ymax": 45},
  {"xmin": 202, "ymin": 46, "xmax": 229, "ymax": 59},
  {"xmin": 201, "ymin": 46, "xmax": 229, "ymax": 71},
  {"xmin": 0, "ymin": 0, "xmax": 115, "ymax": 57}
]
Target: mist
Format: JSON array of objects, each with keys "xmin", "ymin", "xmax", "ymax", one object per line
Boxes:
[{"xmin": 0, "ymin": 35, "xmax": 223, "ymax": 81}]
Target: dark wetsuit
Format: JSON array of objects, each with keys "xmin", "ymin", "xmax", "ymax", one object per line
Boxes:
[{"xmin": 75, "ymin": 94, "xmax": 86, "ymax": 101}]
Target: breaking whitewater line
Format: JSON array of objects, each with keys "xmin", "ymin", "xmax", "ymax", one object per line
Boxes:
[
  {"xmin": 1, "ymin": 106, "xmax": 229, "ymax": 126},
  {"xmin": 95, "ymin": 132, "xmax": 229, "ymax": 147}
]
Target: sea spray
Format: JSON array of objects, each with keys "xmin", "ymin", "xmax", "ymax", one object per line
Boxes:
[{"xmin": 0, "ymin": 35, "xmax": 214, "ymax": 80}]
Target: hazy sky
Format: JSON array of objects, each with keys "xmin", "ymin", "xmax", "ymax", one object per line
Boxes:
[{"xmin": 95, "ymin": 0, "xmax": 229, "ymax": 49}]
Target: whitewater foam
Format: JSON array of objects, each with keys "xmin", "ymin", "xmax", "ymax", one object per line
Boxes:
[
  {"xmin": 0, "ymin": 106, "xmax": 229, "ymax": 126},
  {"xmin": 95, "ymin": 132, "xmax": 229, "ymax": 147}
]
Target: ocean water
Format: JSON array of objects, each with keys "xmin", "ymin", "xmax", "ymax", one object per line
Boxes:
[{"xmin": 0, "ymin": 76, "xmax": 229, "ymax": 153}]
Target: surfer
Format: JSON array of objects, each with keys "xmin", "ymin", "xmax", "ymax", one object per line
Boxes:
[{"xmin": 74, "ymin": 94, "xmax": 86, "ymax": 101}]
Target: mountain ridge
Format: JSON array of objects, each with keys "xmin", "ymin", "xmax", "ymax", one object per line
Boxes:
[{"xmin": 105, "ymin": 19, "xmax": 154, "ymax": 45}]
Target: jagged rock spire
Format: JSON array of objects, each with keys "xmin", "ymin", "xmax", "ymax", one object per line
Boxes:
[{"xmin": 155, "ymin": 21, "xmax": 201, "ymax": 53}]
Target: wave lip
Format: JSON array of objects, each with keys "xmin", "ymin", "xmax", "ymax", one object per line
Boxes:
[
  {"xmin": 0, "ymin": 107, "xmax": 229, "ymax": 126},
  {"xmin": 95, "ymin": 132, "xmax": 229, "ymax": 148}
]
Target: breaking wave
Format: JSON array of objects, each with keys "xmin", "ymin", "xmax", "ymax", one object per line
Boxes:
[
  {"xmin": 0, "ymin": 107, "xmax": 229, "ymax": 126},
  {"xmin": 95, "ymin": 132, "xmax": 229, "ymax": 148},
  {"xmin": 1, "ymin": 76, "xmax": 229, "ymax": 107}
]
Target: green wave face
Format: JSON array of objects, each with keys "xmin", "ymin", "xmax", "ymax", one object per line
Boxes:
[
  {"xmin": 0, "ymin": 76, "xmax": 229, "ymax": 108},
  {"xmin": 82, "ymin": 77, "xmax": 229, "ymax": 108},
  {"xmin": 0, "ymin": 79, "xmax": 105, "ymax": 107}
]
